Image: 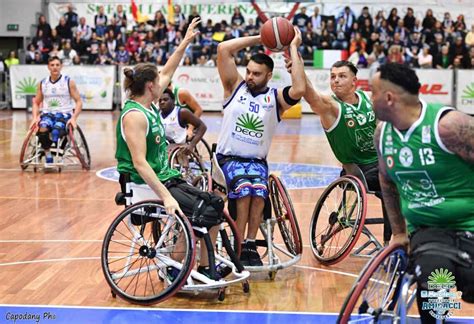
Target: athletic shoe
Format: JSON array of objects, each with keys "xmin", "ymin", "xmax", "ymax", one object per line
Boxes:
[
  {"xmin": 197, "ymin": 265, "xmax": 221, "ymax": 281},
  {"xmin": 239, "ymin": 242, "xmax": 250, "ymax": 267},
  {"xmin": 246, "ymin": 241, "xmax": 263, "ymax": 267},
  {"xmin": 45, "ymin": 155, "xmax": 53, "ymax": 164}
]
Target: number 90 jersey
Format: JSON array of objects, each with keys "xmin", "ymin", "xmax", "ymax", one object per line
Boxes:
[
  {"xmin": 379, "ymin": 101, "xmax": 474, "ymax": 233},
  {"xmin": 217, "ymin": 81, "xmax": 280, "ymax": 159}
]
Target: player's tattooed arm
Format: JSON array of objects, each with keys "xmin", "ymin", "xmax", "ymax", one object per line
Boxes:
[
  {"xmin": 439, "ymin": 110, "xmax": 474, "ymax": 164},
  {"xmin": 374, "ymin": 124, "xmax": 408, "ymax": 245}
]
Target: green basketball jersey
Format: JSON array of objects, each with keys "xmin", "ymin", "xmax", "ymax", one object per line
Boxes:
[
  {"xmin": 379, "ymin": 101, "xmax": 474, "ymax": 233},
  {"xmin": 173, "ymin": 85, "xmax": 190, "ymax": 110},
  {"xmin": 325, "ymin": 90, "xmax": 378, "ymax": 165},
  {"xmin": 116, "ymin": 99, "xmax": 181, "ymax": 184}
]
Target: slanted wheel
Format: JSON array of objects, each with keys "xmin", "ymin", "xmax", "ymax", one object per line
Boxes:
[
  {"xmin": 338, "ymin": 244, "xmax": 409, "ymax": 323},
  {"xmin": 169, "ymin": 146, "xmax": 205, "ymax": 185},
  {"xmin": 214, "ymin": 211, "xmax": 242, "ymax": 278},
  {"xmin": 68, "ymin": 124, "xmax": 91, "ymax": 170},
  {"xmin": 20, "ymin": 126, "xmax": 41, "ymax": 170},
  {"xmin": 268, "ymin": 175, "xmax": 303, "ymax": 256},
  {"xmin": 101, "ymin": 200, "xmax": 196, "ymax": 305},
  {"xmin": 193, "ymin": 137, "xmax": 212, "ymax": 168},
  {"xmin": 309, "ymin": 175, "xmax": 367, "ymax": 265}
]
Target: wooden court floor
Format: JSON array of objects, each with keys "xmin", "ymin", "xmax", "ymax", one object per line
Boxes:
[{"xmin": 0, "ymin": 110, "xmax": 472, "ymax": 317}]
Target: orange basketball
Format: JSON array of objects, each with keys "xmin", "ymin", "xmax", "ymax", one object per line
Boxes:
[{"xmin": 260, "ymin": 17, "xmax": 295, "ymax": 52}]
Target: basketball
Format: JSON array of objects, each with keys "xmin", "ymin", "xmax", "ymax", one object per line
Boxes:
[{"xmin": 260, "ymin": 17, "xmax": 295, "ymax": 52}]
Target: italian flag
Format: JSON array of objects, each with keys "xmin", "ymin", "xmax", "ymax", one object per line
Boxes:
[
  {"xmin": 131, "ymin": 0, "xmax": 148, "ymax": 23},
  {"xmin": 313, "ymin": 50, "xmax": 348, "ymax": 69}
]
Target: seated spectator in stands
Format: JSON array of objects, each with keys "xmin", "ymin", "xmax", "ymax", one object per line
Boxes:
[
  {"xmin": 374, "ymin": 10, "xmax": 385, "ymax": 30},
  {"xmin": 5, "ymin": 50, "xmax": 19, "ymax": 68},
  {"xmin": 360, "ymin": 18, "xmax": 374, "ymax": 41},
  {"xmin": 394, "ymin": 20, "xmax": 407, "ymax": 42},
  {"xmin": 451, "ymin": 36, "xmax": 469, "ymax": 68},
  {"xmin": 468, "ymin": 47, "xmax": 474, "ymax": 69},
  {"xmin": 333, "ymin": 17, "xmax": 349, "ymax": 49},
  {"xmin": 96, "ymin": 43, "xmax": 112, "ymax": 65},
  {"xmin": 387, "ymin": 45, "xmax": 404, "ymax": 64},
  {"xmin": 422, "ymin": 9, "xmax": 437, "ymax": 32},
  {"xmin": 413, "ymin": 19, "xmax": 423, "ymax": 34},
  {"xmin": 86, "ymin": 32, "xmax": 100, "ymax": 64},
  {"xmin": 369, "ymin": 43, "xmax": 387, "ymax": 64},
  {"xmin": 182, "ymin": 55, "xmax": 193, "ymax": 66},
  {"xmin": 388, "ymin": 32, "xmax": 405, "ymax": 49},
  {"xmin": 32, "ymin": 29, "xmax": 52, "ymax": 62},
  {"xmin": 49, "ymin": 42, "xmax": 61, "ymax": 58},
  {"xmin": 337, "ymin": 6, "xmax": 355, "ymax": 34},
  {"xmin": 64, "ymin": 3, "xmax": 79, "ymax": 30},
  {"xmin": 320, "ymin": 29, "xmax": 335, "ymax": 49},
  {"xmin": 418, "ymin": 45, "xmax": 433, "ymax": 68},
  {"xmin": 406, "ymin": 31, "xmax": 423, "ymax": 53},
  {"xmin": 25, "ymin": 44, "xmax": 36, "ymax": 64},
  {"xmin": 188, "ymin": 6, "xmax": 202, "ymax": 31},
  {"xmin": 115, "ymin": 44, "xmax": 130, "ymax": 65},
  {"xmin": 106, "ymin": 18, "xmax": 121, "ymax": 37},
  {"xmin": 173, "ymin": 4, "xmax": 186, "ymax": 33},
  {"xmin": 293, "ymin": 7, "xmax": 310, "ymax": 32},
  {"xmin": 357, "ymin": 6, "xmax": 372, "ymax": 28},
  {"xmin": 113, "ymin": 4, "xmax": 127, "ymax": 31},
  {"xmin": 126, "ymin": 31, "xmax": 140, "ymax": 54},
  {"xmin": 151, "ymin": 43, "xmax": 166, "ymax": 63},
  {"xmin": 50, "ymin": 29, "xmax": 62, "ymax": 48},
  {"xmin": 349, "ymin": 32, "xmax": 366, "ymax": 55},
  {"xmin": 72, "ymin": 33, "xmax": 87, "ymax": 57},
  {"xmin": 311, "ymin": 7, "xmax": 323, "ymax": 35},
  {"xmin": 56, "ymin": 17, "xmax": 73, "ymax": 41},
  {"xmin": 105, "ymin": 30, "xmax": 118, "ymax": 58},
  {"xmin": 387, "ymin": 8, "xmax": 400, "ymax": 34},
  {"xmin": 231, "ymin": 7, "xmax": 245, "ymax": 27},
  {"xmin": 58, "ymin": 40, "xmax": 77, "ymax": 66},
  {"xmin": 433, "ymin": 45, "xmax": 453, "ymax": 69},
  {"xmin": 377, "ymin": 19, "xmax": 390, "ymax": 44},
  {"xmin": 430, "ymin": 33, "xmax": 445, "ymax": 58},
  {"xmin": 452, "ymin": 56, "xmax": 464, "ymax": 69},
  {"xmin": 37, "ymin": 15, "xmax": 52, "ymax": 39},
  {"xmin": 76, "ymin": 17, "xmax": 92, "ymax": 42},
  {"xmin": 32, "ymin": 51, "xmax": 44, "ymax": 65},
  {"xmin": 454, "ymin": 14, "xmax": 466, "ymax": 32},
  {"xmin": 442, "ymin": 12, "xmax": 454, "ymax": 30},
  {"xmin": 403, "ymin": 7, "xmax": 415, "ymax": 32},
  {"xmin": 94, "ymin": 6, "xmax": 108, "ymax": 38},
  {"xmin": 348, "ymin": 46, "xmax": 369, "ymax": 68},
  {"xmin": 405, "ymin": 46, "xmax": 420, "ymax": 68},
  {"xmin": 366, "ymin": 32, "xmax": 380, "ymax": 54}
]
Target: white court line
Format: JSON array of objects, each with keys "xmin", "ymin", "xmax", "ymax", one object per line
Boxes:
[
  {"xmin": 0, "ymin": 256, "xmax": 100, "ymax": 267},
  {"xmin": 0, "ymin": 239, "xmax": 102, "ymax": 243}
]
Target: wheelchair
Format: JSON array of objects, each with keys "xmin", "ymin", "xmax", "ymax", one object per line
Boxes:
[
  {"xmin": 210, "ymin": 152, "xmax": 303, "ymax": 279},
  {"xmin": 309, "ymin": 163, "xmax": 389, "ymax": 265},
  {"xmin": 20, "ymin": 123, "xmax": 91, "ymax": 172},
  {"xmin": 101, "ymin": 174, "xmax": 250, "ymax": 305}
]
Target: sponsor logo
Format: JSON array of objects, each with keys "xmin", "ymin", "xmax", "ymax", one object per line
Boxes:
[
  {"xmin": 155, "ymin": 135, "xmax": 161, "ymax": 144},
  {"xmin": 15, "ymin": 77, "xmax": 38, "ymax": 97},
  {"xmin": 346, "ymin": 119, "xmax": 355, "ymax": 128},
  {"xmin": 177, "ymin": 74, "xmax": 190, "ymax": 83},
  {"xmin": 420, "ymin": 84, "xmax": 448, "ymax": 95},
  {"xmin": 461, "ymin": 83, "xmax": 474, "ymax": 106},
  {"xmin": 399, "ymin": 147, "xmax": 413, "ymax": 167},
  {"xmin": 386, "ymin": 156, "xmax": 394, "ymax": 168},
  {"xmin": 47, "ymin": 99, "xmax": 61, "ymax": 108},
  {"xmin": 237, "ymin": 95, "xmax": 247, "ymax": 104},
  {"xmin": 235, "ymin": 113, "xmax": 264, "ymax": 138},
  {"xmin": 422, "ymin": 125, "xmax": 431, "ymax": 143}
]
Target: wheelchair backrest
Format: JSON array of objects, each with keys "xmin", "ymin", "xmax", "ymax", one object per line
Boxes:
[
  {"xmin": 211, "ymin": 152, "xmax": 228, "ymax": 194},
  {"xmin": 342, "ymin": 163, "xmax": 373, "ymax": 194}
]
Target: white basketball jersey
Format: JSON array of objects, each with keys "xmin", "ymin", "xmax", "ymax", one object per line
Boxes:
[
  {"xmin": 161, "ymin": 106, "xmax": 187, "ymax": 144},
  {"xmin": 217, "ymin": 81, "xmax": 280, "ymax": 159},
  {"xmin": 41, "ymin": 75, "xmax": 74, "ymax": 113}
]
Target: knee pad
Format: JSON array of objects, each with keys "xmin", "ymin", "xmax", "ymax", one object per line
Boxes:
[
  {"xmin": 39, "ymin": 114, "xmax": 54, "ymax": 129},
  {"xmin": 37, "ymin": 130, "xmax": 52, "ymax": 149}
]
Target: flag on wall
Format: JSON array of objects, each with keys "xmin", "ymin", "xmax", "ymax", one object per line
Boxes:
[
  {"xmin": 313, "ymin": 50, "xmax": 349, "ymax": 69},
  {"xmin": 168, "ymin": 0, "xmax": 175, "ymax": 25},
  {"xmin": 130, "ymin": 0, "xmax": 148, "ymax": 23}
]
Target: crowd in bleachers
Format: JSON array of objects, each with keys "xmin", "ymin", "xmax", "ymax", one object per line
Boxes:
[{"xmin": 2, "ymin": 4, "xmax": 474, "ymax": 70}]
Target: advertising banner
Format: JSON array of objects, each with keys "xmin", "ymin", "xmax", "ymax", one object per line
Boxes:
[
  {"xmin": 10, "ymin": 65, "xmax": 115, "ymax": 110},
  {"xmin": 456, "ymin": 70, "xmax": 474, "ymax": 114}
]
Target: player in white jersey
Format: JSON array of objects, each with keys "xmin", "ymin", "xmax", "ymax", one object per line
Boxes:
[
  {"xmin": 31, "ymin": 56, "xmax": 82, "ymax": 163},
  {"xmin": 216, "ymin": 29, "xmax": 305, "ymax": 266},
  {"xmin": 159, "ymin": 87, "xmax": 207, "ymax": 156}
]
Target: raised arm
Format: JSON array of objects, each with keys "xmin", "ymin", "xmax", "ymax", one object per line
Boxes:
[
  {"xmin": 277, "ymin": 27, "xmax": 306, "ymax": 113},
  {"xmin": 438, "ymin": 110, "xmax": 474, "ymax": 164},
  {"xmin": 374, "ymin": 123, "xmax": 409, "ymax": 249},
  {"xmin": 159, "ymin": 18, "xmax": 201, "ymax": 92},
  {"xmin": 217, "ymin": 35, "xmax": 260, "ymax": 97},
  {"xmin": 179, "ymin": 109, "xmax": 207, "ymax": 155},
  {"xmin": 67, "ymin": 79, "xmax": 83, "ymax": 128},
  {"xmin": 178, "ymin": 88, "xmax": 203, "ymax": 139}
]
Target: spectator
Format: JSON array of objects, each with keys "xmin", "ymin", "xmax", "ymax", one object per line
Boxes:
[
  {"xmin": 422, "ymin": 9, "xmax": 436, "ymax": 31},
  {"xmin": 5, "ymin": 50, "xmax": 19, "ymax": 68},
  {"xmin": 403, "ymin": 7, "xmax": 416, "ymax": 32},
  {"xmin": 115, "ymin": 44, "xmax": 130, "ymax": 65},
  {"xmin": 357, "ymin": 6, "xmax": 372, "ymax": 28},
  {"xmin": 374, "ymin": 10, "xmax": 385, "ymax": 30},
  {"xmin": 450, "ymin": 36, "xmax": 469, "ymax": 67},
  {"xmin": 406, "ymin": 31, "xmax": 423, "ymax": 58},
  {"xmin": 113, "ymin": 4, "xmax": 127, "ymax": 29},
  {"xmin": 182, "ymin": 55, "xmax": 193, "ymax": 66},
  {"xmin": 64, "ymin": 3, "xmax": 79, "ymax": 30},
  {"xmin": 96, "ymin": 43, "xmax": 112, "ymax": 65},
  {"xmin": 25, "ymin": 44, "xmax": 36, "ymax": 64},
  {"xmin": 405, "ymin": 45, "xmax": 420, "ymax": 68},
  {"xmin": 58, "ymin": 40, "xmax": 77, "ymax": 66},
  {"xmin": 360, "ymin": 18, "xmax": 374, "ymax": 41},
  {"xmin": 442, "ymin": 12, "xmax": 454, "ymax": 30},
  {"xmin": 56, "ymin": 17, "xmax": 73, "ymax": 41},
  {"xmin": 333, "ymin": 17, "xmax": 349, "ymax": 50},
  {"xmin": 366, "ymin": 32, "xmax": 380, "ymax": 54},
  {"xmin": 418, "ymin": 45, "xmax": 433, "ymax": 68},
  {"xmin": 433, "ymin": 45, "xmax": 453, "ymax": 69},
  {"xmin": 32, "ymin": 51, "xmax": 44, "ymax": 65},
  {"xmin": 377, "ymin": 19, "xmax": 390, "ymax": 44},
  {"xmin": 72, "ymin": 33, "xmax": 87, "ymax": 56},
  {"xmin": 337, "ymin": 6, "xmax": 356, "ymax": 33},
  {"xmin": 76, "ymin": 17, "xmax": 92, "ymax": 41},
  {"xmin": 348, "ymin": 46, "xmax": 369, "ymax": 68},
  {"xmin": 49, "ymin": 42, "xmax": 61, "ymax": 58},
  {"xmin": 245, "ymin": 18, "xmax": 257, "ymax": 36},
  {"xmin": 349, "ymin": 32, "xmax": 366, "ymax": 55},
  {"xmin": 293, "ymin": 7, "xmax": 310, "ymax": 32},
  {"xmin": 387, "ymin": 45, "xmax": 404, "ymax": 64},
  {"xmin": 466, "ymin": 24, "xmax": 474, "ymax": 47},
  {"xmin": 94, "ymin": 6, "xmax": 108, "ymax": 38},
  {"xmin": 32, "ymin": 29, "xmax": 52, "ymax": 62},
  {"xmin": 86, "ymin": 32, "xmax": 100, "ymax": 64},
  {"xmin": 320, "ymin": 28, "xmax": 335, "ymax": 49},
  {"xmin": 126, "ymin": 31, "xmax": 140, "ymax": 54},
  {"xmin": 387, "ymin": 8, "xmax": 400, "ymax": 34},
  {"xmin": 311, "ymin": 7, "xmax": 323, "ymax": 34},
  {"xmin": 231, "ymin": 7, "xmax": 245, "ymax": 27},
  {"xmin": 105, "ymin": 30, "xmax": 119, "ymax": 58},
  {"xmin": 454, "ymin": 14, "xmax": 466, "ymax": 31},
  {"xmin": 173, "ymin": 5, "xmax": 186, "ymax": 32},
  {"xmin": 37, "ymin": 15, "xmax": 52, "ymax": 39},
  {"xmin": 50, "ymin": 29, "xmax": 62, "ymax": 47},
  {"xmin": 394, "ymin": 20, "xmax": 407, "ymax": 42},
  {"xmin": 413, "ymin": 19, "xmax": 423, "ymax": 34},
  {"xmin": 72, "ymin": 55, "xmax": 82, "ymax": 65}
]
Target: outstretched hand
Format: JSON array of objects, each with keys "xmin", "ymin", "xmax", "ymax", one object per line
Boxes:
[
  {"xmin": 183, "ymin": 18, "xmax": 201, "ymax": 44},
  {"xmin": 290, "ymin": 26, "xmax": 302, "ymax": 48}
]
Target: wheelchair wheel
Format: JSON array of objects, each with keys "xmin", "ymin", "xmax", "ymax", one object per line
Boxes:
[
  {"xmin": 68, "ymin": 125, "xmax": 91, "ymax": 170},
  {"xmin": 309, "ymin": 175, "xmax": 366, "ymax": 265},
  {"xmin": 268, "ymin": 174, "xmax": 302, "ymax": 256},
  {"xmin": 191, "ymin": 172, "xmax": 212, "ymax": 192},
  {"xmin": 193, "ymin": 138, "xmax": 212, "ymax": 166},
  {"xmin": 20, "ymin": 126, "xmax": 40, "ymax": 170},
  {"xmin": 169, "ymin": 146, "xmax": 205, "ymax": 184},
  {"xmin": 101, "ymin": 200, "xmax": 196, "ymax": 305},
  {"xmin": 215, "ymin": 211, "xmax": 242, "ymax": 277},
  {"xmin": 337, "ymin": 243, "xmax": 409, "ymax": 324}
]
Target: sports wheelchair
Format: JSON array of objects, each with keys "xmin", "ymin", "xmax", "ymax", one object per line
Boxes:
[
  {"xmin": 210, "ymin": 152, "xmax": 303, "ymax": 279},
  {"xmin": 20, "ymin": 123, "xmax": 91, "ymax": 172},
  {"xmin": 101, "ymin": 174, "xmax": 250, "ymax": 305},
  {"xmin": 309, "ymin": 163, "xmax": 390, "ymax": 265}
]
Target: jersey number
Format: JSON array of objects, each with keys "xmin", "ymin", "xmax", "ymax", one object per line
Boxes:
[
  {"xmin": 249, "ymin": 102, "xmax": 260, "ymax": 113},
  {"xmin": 419, "ymin": 148, "xmax": 435, "ymax": 166}
]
